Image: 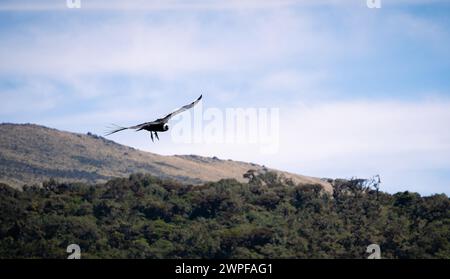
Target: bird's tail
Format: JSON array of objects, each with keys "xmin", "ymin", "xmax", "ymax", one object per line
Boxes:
[{"xmin": 105, "ymin": 124, "xmax": 129, "ymax": 136}]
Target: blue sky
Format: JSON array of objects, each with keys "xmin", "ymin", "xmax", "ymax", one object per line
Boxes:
[{"xmin": 0, "ymin": 0, "xmax": 449, "ymax": 195}]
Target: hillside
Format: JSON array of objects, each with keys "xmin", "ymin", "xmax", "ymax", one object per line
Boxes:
[{"xmin": 0, "ymin": 123, "xmax": 331, "ymax": 191}]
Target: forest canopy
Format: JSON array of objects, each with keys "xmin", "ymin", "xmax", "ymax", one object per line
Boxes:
[{"xmin": 0, "ymin": 172, "xmax": 449, "ymax": 259}]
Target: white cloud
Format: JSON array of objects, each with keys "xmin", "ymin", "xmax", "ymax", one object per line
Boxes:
[
  {"xmin": 256, "ymin": 70, "xmax": 328, "ymax": 94},
  {"xmin": 281, "ymin": 100, "xmax": 450, "ymax": 194},
  {"xmin": 0, "ymin": 7, "xmax": 362, "ymax": 80},
  {"xmin": 3, "ymin": 1, "xmax": 447, "ymax": 83},
  {"xmin": 0, "ymin": 79, "xmax": 63, "ymax": 115}
]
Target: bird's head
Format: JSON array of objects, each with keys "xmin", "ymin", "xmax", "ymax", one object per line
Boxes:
[{"xmin": 163, "ymin": 123, "xmax": 169, "ymax": 131}]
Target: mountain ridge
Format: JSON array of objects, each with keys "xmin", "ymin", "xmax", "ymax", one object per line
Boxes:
[{"xmin": 0, "ymin": 123, "xmax": 332, "ymax": 192}]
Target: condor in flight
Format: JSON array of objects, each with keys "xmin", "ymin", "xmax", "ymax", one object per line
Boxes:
[{"xmin": 105, "ymin": 94, "xmax": 202, "ymax": 142}]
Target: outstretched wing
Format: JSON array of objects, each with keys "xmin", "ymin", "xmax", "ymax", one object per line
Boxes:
[
  {"xmin": 104, "ymin": 121, "xmax": 157, "ymax": 136},
  {"xmin": 104, "ymin": 124, "xmax": 129, "ymax": 136},
  {"xmin": 156, "ymin": 94, "xmax": 202, "ymax": 123}
]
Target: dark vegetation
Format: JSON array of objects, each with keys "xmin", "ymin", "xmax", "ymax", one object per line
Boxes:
[{"xmin": 0, "ymin": 172, "xmax": 448, "ymax": 259}]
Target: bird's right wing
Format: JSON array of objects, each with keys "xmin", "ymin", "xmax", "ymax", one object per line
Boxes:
[
  {"xmin": 105, "ymin": 121, "xmax": 156, "ymax": 136},
  {"xmin": 104, "ymin": 124, "xmax": 129, "ymax": 136}
]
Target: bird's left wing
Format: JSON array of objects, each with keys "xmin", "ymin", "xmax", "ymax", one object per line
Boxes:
[{"xmin": 156, "ymin": 94, "xmax": 202, "ymax": 123}]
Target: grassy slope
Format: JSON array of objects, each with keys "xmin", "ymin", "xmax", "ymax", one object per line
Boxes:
[{"xmin": 0, "ymin": 123, "xmax": 331, "ymax": 191}]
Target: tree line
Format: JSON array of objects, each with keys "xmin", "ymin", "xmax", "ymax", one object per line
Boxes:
[{"xmin": 0, "ymin": 172, "xmax": 448, "ymax": 258}]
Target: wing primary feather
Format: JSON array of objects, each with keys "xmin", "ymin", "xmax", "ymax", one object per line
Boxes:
[
  {"xmin": 158, "ymin": 94, "xmax": 203, "ymax": 123},
  {"xmin": 104, "ymin": 124, "xmax": 129, "ymax": 136}
]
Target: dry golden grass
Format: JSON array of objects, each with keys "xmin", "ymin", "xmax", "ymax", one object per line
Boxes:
[{"xmin": 0, "ymin": 123, "xmax": 331, "ymax": 192}]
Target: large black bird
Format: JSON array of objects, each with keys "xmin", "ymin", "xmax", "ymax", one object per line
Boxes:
[{"xmin": 105, "ymin": 95, "xmax": 202, "ymax": 142}]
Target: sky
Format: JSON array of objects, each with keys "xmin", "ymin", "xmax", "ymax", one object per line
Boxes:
[{"xmin": 0, "ymin": 0, "xmax": 449, "ymax": 195}]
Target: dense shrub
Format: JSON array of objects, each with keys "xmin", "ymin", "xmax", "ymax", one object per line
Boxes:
[{"xmin": 0, "ymin": 173, "xmax": 448, "ymax": 259}]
